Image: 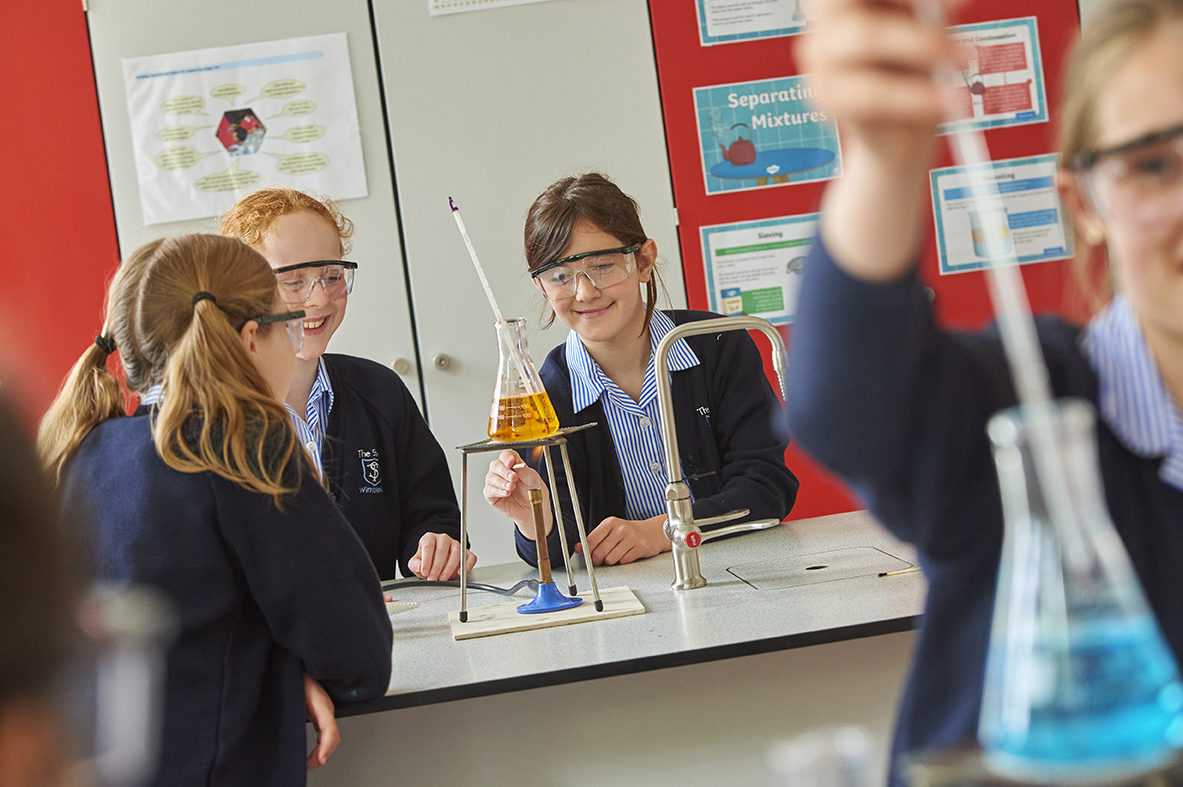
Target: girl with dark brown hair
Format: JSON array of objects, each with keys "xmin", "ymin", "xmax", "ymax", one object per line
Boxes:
[{"xmin": 485, "ymin": 173, "xmax": 799, "ymax": 566}]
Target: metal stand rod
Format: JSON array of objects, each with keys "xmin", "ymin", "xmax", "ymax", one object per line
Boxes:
[
  {"xmin": 542, "ymin": 446, "xmax": 577, "ymax": 595},
  {"xmin": 561, "ymin": 442, "xmax": 602, "ymax": 611},
  {"xmin": 459, "ymin": 453, "xmax": 469, "ymax": 623}
]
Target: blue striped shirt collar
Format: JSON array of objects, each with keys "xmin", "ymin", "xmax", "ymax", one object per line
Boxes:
[
  {"xmin": 310, "ymin": 357, "xmax": 335, "ymax": 428},
  {"xmin": 1082, "ymin": 295, "xmax": 1183, "ymax": 491},
  {"xmin": 567, "ymin": 310, "xmax": 700, "ymax": 413},
  {"xmin": 140, "ymin": 382, "xmax": 164, "ymax": 406},
  {"xmin": 284, "ymin": 357, "xmax": 334, "ymax": 479}
]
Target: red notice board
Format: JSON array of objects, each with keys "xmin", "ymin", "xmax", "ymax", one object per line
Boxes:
[
  {"xmin": 648, "ymin": 0, "xmax": 1081, "ymax": 519},
  {"xmin": 0, "ymin": 3, "xmax": 120, "ymax": 424}
]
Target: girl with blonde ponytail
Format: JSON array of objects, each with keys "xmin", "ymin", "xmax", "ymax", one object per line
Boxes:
[
  {"xmin": 41, "ymin": 235, "xmax": 301, "ymax": 500},
  {"xmin": 38, "ymin": 233, "xmax": 392, "ymax": 787}
]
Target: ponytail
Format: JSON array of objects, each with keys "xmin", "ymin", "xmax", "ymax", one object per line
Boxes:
[
  {"xmin": 37, "ymin": 335, "xmax": 127, "ymax": 488},
  {"xmin": 38, "ymin": 234, "xmax": 305, "ymax": 507},
  {"xmin": 38, "ymin": 240, "xmax": 161, "ymax": 486},
  {"xmin": 154, "ymin": 296, "xmax": 301, "ymax": 505}
]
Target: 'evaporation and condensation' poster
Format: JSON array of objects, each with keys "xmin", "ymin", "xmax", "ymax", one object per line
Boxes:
[
  {"xmin": 695, "ymin": 0, "xmax": 812, "ymax": 46},
  {"xmin": 123, "ymin": 33, "xmax": 367, "ymax": 226},
  {"xmin": 693, "ymin": 75, "xmax": 841, "ymax": 195},
  {"xmin": 939, "ymin": 17, "xmax": 1049, "ymax": 135},
  {"xmin": 930, "ymin": 153, "xmax": 1072, "ymax": 275},
  {"xmin": 700, "ymin": 214, "xmax": 818, "ymax": 325}
]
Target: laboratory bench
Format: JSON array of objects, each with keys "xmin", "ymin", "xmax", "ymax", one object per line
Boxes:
[
  {"xmin": 311, "ymin": 511, "xmax": 926, "ymax": 787},
  {"xmin": 352, "ymin": 509, "xmax": 924, "ymax": 714}
]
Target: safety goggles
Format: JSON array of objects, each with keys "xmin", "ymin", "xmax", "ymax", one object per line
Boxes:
[
  {"xmin": 531, "ymin": 244, "xmax": 640, "ymax": 300},
  {"xmin": 1072, "ymin": 123, "xmax": 1183, "ymax": 226},
  {"xmin": 253, "ymin": 309, "xmax": 306, "ymax": 352},
  {"xmin": 273, "ymin": 261, "xmax": 357, "ymax": 304}
]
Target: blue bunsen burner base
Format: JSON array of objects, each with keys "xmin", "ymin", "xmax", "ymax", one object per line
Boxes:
[{"xmin": 517, "ymin": 581, "xmax": 583, "ymax": 614}]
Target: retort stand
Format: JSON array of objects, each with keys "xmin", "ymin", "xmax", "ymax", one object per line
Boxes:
[{"xmin": 456, "ymin": 423, "xmax": 603, "ymax": 622}]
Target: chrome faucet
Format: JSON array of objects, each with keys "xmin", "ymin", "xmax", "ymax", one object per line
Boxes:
[{"xmin": 654, "ymin": 315, "xmax": 788, "ymax": 590}]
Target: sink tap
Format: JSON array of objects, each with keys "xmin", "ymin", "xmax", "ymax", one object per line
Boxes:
[{"xmin": 654, "ymin": 315, "xmax": 788, "ymax": 590}]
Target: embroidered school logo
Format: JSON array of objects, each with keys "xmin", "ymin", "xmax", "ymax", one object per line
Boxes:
[{"xmin": 359, "ymin": 448, "xmax": 382, "ymax": 491}]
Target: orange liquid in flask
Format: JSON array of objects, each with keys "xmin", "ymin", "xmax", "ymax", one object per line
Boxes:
[{"xmin": 488, "ymin": 391, "xmax": 560, "ymax": 442}]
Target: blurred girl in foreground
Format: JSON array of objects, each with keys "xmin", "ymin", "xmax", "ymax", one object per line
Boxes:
[{"xmin": 787, "ymin": 0, "xmax": 1183, "ymax": 782}]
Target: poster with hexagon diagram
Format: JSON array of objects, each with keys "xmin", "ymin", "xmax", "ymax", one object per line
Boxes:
[{"xmin": 122, "ymin": 33, "xmax": 367, "ymax": 226}]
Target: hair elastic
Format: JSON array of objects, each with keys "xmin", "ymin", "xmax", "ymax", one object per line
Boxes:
[
  {"xmin": 192, "ymin": 291, "xmax": 217, "ymax": 307},
  {"xmin": 94, "ymin": 335, "xmax": 116, "ymax": 355}
]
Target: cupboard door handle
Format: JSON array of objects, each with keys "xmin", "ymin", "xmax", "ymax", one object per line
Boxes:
[
  {"xmin": 391, "ymin": 358, "xmax": 412, "ymax": 375},
  {"xmin": 432, "ymin": 353, "xmax": 452, "ymax": 370}
]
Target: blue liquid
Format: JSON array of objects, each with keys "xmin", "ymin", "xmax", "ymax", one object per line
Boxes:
[{"xmin": 984, "ymin": 615, "xmax": 1183, "ymax": 782}]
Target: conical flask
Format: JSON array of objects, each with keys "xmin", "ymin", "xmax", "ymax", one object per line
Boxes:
[
  {"xmin": 980, "ymin": 398, "xmax": 1183, "ymax": 783},
  {"xmin": 488, "ymin": 318, "xmax": 559, "ymax": 442}
]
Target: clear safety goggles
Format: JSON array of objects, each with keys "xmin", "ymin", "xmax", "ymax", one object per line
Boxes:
[
  {"xmin": 531, "ymin": 244, "xmax": 640, "ymax": 300},
  {"xmin": 273, "ymin": 261, "xmax": 357, "ymax": 305},
  {"xmin": 1073, "ymin": 123, "xmax": 1183, "ymax": 226},
  {"xmin": 253, "ymin": 309, "xmax": 306, "ymax": 352}
]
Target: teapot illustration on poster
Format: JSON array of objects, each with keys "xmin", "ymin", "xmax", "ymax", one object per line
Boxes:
[{"xmin": 719, "ymin": 123, "xmax": 757, "ymax": 166}]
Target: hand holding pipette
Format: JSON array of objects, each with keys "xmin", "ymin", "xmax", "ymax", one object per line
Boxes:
[
  {"xmin": 802, "ymin": 0, "xmax": 1078, "ymax": 541},
  {"xmin": 798, "ymin": 0, "xmax": 967, "ymax": 282}
]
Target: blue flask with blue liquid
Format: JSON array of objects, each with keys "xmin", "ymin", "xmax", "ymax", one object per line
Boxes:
[{"xmin": 980, "ymin": 400, "xmax": 1183, "ymax": 783}]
